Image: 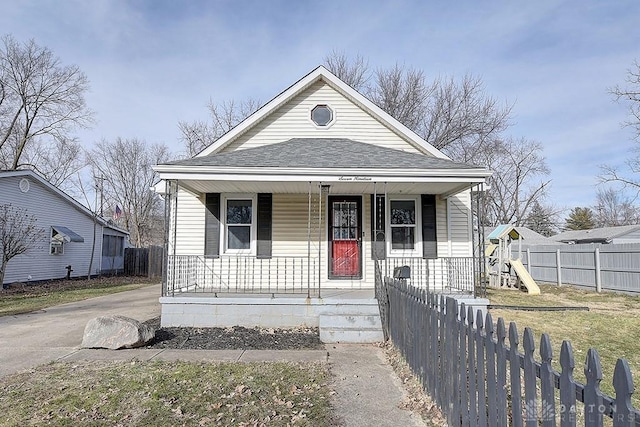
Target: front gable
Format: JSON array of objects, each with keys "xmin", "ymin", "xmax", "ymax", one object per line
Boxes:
[
  {"xmin": 198, "ymin": 66, "xmax": 448, "ymax": 159},
  {"xmin": 221, "ymin": 80, "xmax": 423, "ymax": 155}
]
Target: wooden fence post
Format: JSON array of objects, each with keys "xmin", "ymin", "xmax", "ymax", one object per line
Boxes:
[
  {"xmin": 539, "ymin": 334, "xmax": 556, "ymax": 426},
  {"xmin": 509, "ymin": 322, "xmax": 523, "ymax": 427},
  {"xmin": 485, "ymin": 312, "xmax": 498, "ymax": 426},
  {"xmin": 476, "ymin": 310, "xmax": 488, "ymax": 427},
  {"xmin": 559, "ymin": 341, "xmax": 577, "ymax": 427},
  {"xmin": 467, "ymin": 306, "xmax": 478, "ymax": 425},
  {"xmin": 459, "ymin": 304, "xmax": 469, "ymax": 426},
  {"xmin": 613, "ymin": 358, "xmax": 636, "ymax": 426},
  {"xmin": 523, "ymin": 328, "xmax": 538, "ymax": 427},
  {"xmin": 584, "ymin": 348, "xmax": 604, "ymax": 426},
  {"xmin": 496, "ymin": 318, "xmax": 508, "ymax": 426}
]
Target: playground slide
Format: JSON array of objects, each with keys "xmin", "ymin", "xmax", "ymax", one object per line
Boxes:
[{"xmin": 509, "ymin": 259, "xmax": 541, "ymax": 295}]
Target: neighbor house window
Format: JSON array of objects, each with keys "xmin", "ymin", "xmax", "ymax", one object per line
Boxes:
[
  {"xmin": 224, "ymin": 196, "xmax": 255, "ymax": 253},
  {"xmin": 388, "ymin": 197, "xmax": 421, "ymax": 256},
  {"xmin": 102, "ymin": 235, "xmax": 124, "ymax": 257},
  {"xmin": 311, "ymin": 104, "xmax": 333, "ymax": 127},
  {"xmin": 50, "ymin": 241, "xmax": 64, "ymax": 255},
  {"xmin": 50, "ymin": 228, "xmax": 64, "ymax": 255}
]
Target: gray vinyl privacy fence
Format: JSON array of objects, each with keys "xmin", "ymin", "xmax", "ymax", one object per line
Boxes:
[
  {"xmin": 520, "ymin": 243, "xmax": 640, "ymax": 294},
  {"xmin": 383, "ymin": 278, "xmax": 640, "ymax": 426}
]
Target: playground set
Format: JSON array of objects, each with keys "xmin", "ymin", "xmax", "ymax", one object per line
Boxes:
[{"xmin": 485, "ymin": 225, "xmax": 541, "ymax": 295}]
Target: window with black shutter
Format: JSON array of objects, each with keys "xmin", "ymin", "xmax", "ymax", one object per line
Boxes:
[
  {"xmin": 421, "ymin": 194, "xmax": 437, "ymax": 259},
  {"xmin": 256, "ymin": 193, "xmax": 272, "ymax": 258},
  {"xmin": 204, "ymin": 193, "xmax": 221, "ymax": 257}
]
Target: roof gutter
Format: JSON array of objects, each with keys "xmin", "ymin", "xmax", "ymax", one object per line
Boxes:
[{"xmin": 153, "ymin": 165, "xmax": 491, "ymax": 180}]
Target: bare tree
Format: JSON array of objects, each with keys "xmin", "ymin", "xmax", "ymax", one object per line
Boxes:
[
  {"xmin": 0, "ymin": 35, "xmax": 93, "ymax": 179},
  {"xmin": 369, "ymin": 64, "xmax": 430, "ymax": 132},
  {"xmin": 478, "ymin": 137, "xmax": 551, "ymax": 226},
  {"xmin": 17, "ymin": 137, "xmax": 84, "ymax": 189},
  {"xmin": 602, "ymin": 60, "xmax": 640, "ymax": 192},
  {"xmin": 179, "ymin": 98, "xmax": 261, "ymax": 157},
  {"xmin": 0, "ymin": 204, "xmax": 44, "ymax": 286},
  {"xmin": 593, "ymin": 187, "xmax": 639, "ymax": 227},
  {"xmin": 611, "ymin": 60, "xmax": 640, "ymax": 140},
  {"xmin": 323, "ymin": 52, "xmax": 512, "ymax": 157},
  {"xmin": 323, "ymin": 50, "xmax": 369, "ymax": 91},
  {"xmin": 423, "ymin": 74, "xmax": 512, "ymax": 155},
  {"xmin": 87, "ymin": 138, "xmax": 172, "ymax": 247}
]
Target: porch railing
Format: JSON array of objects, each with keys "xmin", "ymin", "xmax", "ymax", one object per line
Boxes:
[
  {"xmin": 382, "ymin": 257, "xmax": 475, "ymax": 294},
  {"xmin": 165, "ymin": 255, "xmax": 318, "ymax": 296},
  {"xmin": 164, "ymin": 255, "xmax": 474, "ymax": 296}
]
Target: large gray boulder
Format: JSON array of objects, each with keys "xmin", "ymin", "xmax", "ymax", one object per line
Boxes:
[{"xmin": 82, "ymin": 315, "xmax": 155, "ymax": 349}]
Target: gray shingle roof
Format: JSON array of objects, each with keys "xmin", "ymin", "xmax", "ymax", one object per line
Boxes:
[
  {"xmin": 551, "ymin": 225, "xmax": 640, "ymax": 243},
  {"xmin": 167, "ymin": 138, "xmax": 486, "ymax": 171}
]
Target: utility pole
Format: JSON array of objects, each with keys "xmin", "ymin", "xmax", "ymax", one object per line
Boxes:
[{"xmin": 94, "ymin": 175, "xmax": 106, "ymax": 217}]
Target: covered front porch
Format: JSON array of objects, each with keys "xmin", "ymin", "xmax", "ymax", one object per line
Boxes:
[{"xmin": 155, "ymin": 139, "xmax": 489, "ymax": 339}]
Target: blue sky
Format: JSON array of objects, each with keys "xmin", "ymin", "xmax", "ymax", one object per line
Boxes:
[{"xmin": 2, "ymin": 0, "xmax": 639, "ymax": 212}]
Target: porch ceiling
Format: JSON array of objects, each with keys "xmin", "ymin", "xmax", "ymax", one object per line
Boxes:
[{"xmin": 177, "ymin": 179, "xmax": 475, "ymax": 197}]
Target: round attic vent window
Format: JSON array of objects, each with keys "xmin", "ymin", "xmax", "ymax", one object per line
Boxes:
[
  {"xmin": 19, "ymin": 178, "xmax": 30, "ymax": 193},
  {"xmin": 311, "ymin": 105, "xmax": 333, "ymax": 127}
]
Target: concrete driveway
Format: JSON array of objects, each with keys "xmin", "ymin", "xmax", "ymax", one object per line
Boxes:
[
  {"xmin": 0, "ymin": 283, "xmax": 427, "ymax": 426},
  {"xmin": 0, "ymin": 284, "xmax": 161, "ymax": 378}
]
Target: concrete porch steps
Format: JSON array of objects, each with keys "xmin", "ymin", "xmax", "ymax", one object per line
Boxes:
[{"xmin": 319, "ymin": 302, "xmax": 384, "ymax": 343}]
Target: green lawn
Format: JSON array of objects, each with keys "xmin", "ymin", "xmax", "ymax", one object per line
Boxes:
[
  {"xmin": 486, "ymin": 284, "xmax": 640, "ymax": 403},
  {"xmin": 0, "ymin": 360, "xmax": 333, "ymax": 426},
  {"xmin": 0, "ymin": 277, "xmax": 157, "ymax": 316}
]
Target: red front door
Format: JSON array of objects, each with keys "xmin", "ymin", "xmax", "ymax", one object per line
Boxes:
[{"xmin": 329, "ymin": 196, "xmax": 362, "ymax": 279}]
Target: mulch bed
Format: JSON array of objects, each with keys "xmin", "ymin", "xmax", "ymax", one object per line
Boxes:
[{"xmin": 143, "ymin": 317, "xmax": 324, "ymax": 350}]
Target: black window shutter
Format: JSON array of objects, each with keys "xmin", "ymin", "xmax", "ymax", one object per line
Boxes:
[
  {"xmin": 256, "ymin": 193, "xmax": 272, "ymax": 259},
  {"xmin": 370, "ymin": 194, "xmax": 386, "ymax": 260},
  {"xmin": 422, "ymin": 194, "xmax": 437, "ymax": 259},
  {"xmin": 204, "ymin": 193, "xmax": 221, "ymax": 257}
]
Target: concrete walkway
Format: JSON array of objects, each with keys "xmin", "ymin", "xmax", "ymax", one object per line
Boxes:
[{"xmin": 0, "ymin": 284, "xmax": 425, "ymax": 426}]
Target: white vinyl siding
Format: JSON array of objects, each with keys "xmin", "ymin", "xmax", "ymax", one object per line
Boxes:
[
  {"xmin": 448, "ymin": 190, "xmax": 473, "ymax": 257},
  {"xmin": 222, "ymin": 81, "xmax": 423, "ymax": 154},
  {"xmin": 171, "ymin": 188, "xmax": 205, "ymax": 256},
  {"xmin": 436, "ymin": 196, "xmax": 450, "ymax": 257},
  {"xmin": 0, "ymin": 175, "xmax": 103, "ymax": 284}
]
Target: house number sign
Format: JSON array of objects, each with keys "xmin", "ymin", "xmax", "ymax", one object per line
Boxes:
[{"xmin": 338, "ymin": 176, "xmax": 372, "ymax": 181}]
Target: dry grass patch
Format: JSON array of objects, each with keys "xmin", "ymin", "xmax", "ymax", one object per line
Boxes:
[
  {"xmin": 382, "ymin": 342, "xmax": 447, "ymax": 427},
  {"xmin": 0, "ymin": 360, "xmax": 333, "ymax": 426},
  {"xmin": 0, "ymin": 276, "xmax": 157, "ymax": 316},
  {"xmin": 487, "ymin": 284, "xmax": 640, "ymax": 404}
]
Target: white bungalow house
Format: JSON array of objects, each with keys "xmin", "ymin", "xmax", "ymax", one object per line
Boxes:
[
  {"xmin": 154, "ymin": 66, "xmax": 491, "ymax": 341},
  {"xmin": 0, "ymin": 170, "xmax": 129, "ymax": 285}
]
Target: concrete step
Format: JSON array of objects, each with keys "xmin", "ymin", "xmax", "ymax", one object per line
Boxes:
[{"xmin": 319, "ymin": 313, "xmax": 384, "ymax": 343}]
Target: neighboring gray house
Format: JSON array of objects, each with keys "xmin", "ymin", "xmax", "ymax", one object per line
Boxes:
[
  {"xmin": 551, "ymin": 225, "xmax": 640, "ymax": 244},
  {"xmin": 0, "ymin": 170, "xmax": 129, "ymax": 285}
]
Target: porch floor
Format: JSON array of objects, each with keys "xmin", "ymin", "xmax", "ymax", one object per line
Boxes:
[{"xmin": 164, "ymin": 288, "xmax": 375, "ymax": 300}]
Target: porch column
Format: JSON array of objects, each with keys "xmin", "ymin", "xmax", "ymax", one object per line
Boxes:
[
  {"xmin": 307, "ymin": 182, "xmax": 311, "ymax": 298},
  {"xmin": 163, "ymin": 179, "xmax": 178, "ymax": 297}
]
